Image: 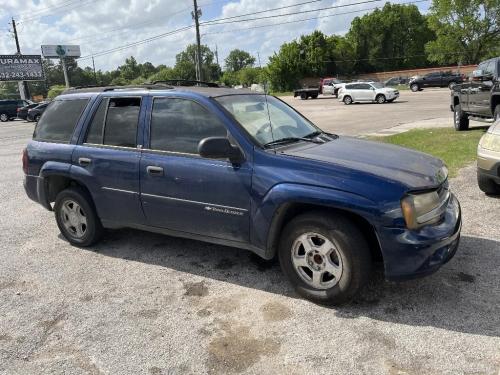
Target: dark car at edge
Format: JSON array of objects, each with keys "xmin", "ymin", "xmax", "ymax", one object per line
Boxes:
[{"xmin": 23, "ymin": 83, "xmax": 461, "ymax": 305}]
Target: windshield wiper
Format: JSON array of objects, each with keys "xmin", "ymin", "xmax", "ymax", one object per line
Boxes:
[{"xmin": 263, "ymin": 136, "xmax": 322, "ymax": 148}]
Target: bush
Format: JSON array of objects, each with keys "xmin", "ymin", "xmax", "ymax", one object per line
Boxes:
[{"xmin": 47, "ymin": 85, "xmax": 66, "ymax": 99}]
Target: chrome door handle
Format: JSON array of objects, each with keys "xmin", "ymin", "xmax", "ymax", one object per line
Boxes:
[
  {"xmin": 146, "ymin": 166, "xmax": 164, "ymax": 176},
  {"xmin": 78, "ymin": 157, "xmax": 91, "ymax": 166}
]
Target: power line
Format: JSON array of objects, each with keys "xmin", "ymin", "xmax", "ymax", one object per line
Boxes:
[
  {"xmin": 201, "ymin": 0, "xmax": 383, "ymax": 26},
  {"xmin": 202, "ymin": 0, "xmax": 429, "ymax": 35}
]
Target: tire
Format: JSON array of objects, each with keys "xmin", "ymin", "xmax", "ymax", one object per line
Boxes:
[
  {"xmin": 300, "ymin": 93, "xmax": 307, "ymax": 100},
  {"xmin": 34, "ymin": 114, "xmax": 41, "ymax": 122},
  {"xmin": 448, "ymin": 81, "xmax": 457, "ymax": 90},
  {"xmin": 0, "ymin": 113, "xmax": 8, "ymax": 122},
  {"xmin": 477, "ymin": 173, "xmax": 500, "ymax": 195},
  {"xmin": 410, "ymin": 83, "xmax": 419, "ymax": 92},
  {"xmin": 278, "ymin": 212, "xmax": 371, "ymax": 305},
  {"xmin": 454, "ymin": 104, "xmax": 469, "ymax": 131},
  {"xmin": 54, "ymin": 187, "xmax": 103, "ymax": 247},
  {"xmin": 376, "ymin": 94, "xmax": 386, "ymax": 104},
  {"xmin": 494, "ymin": 104, "xmax": 500, "ymax": 121},
  {"xmin": 343, "ymin": 95, "xmax": 352, "ymax": 105}
]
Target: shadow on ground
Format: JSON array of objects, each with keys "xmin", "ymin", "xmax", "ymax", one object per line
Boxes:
[{"xmin": 81, "ymin": 231, "xmax": 500, "ymax": 338}]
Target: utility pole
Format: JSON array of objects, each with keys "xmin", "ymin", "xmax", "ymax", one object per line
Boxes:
[
  {"xmin": 215, "ymin": 44, "xmax": 219, "ymax": 66},
  {"xmin": 11, "ymin": 18, "xmax": 30, "ymax": 100},
  {"xmin": 92, "ymin": 56, "xmax": 98, "ymax": 85},
  {"xmin": 192, "ymin": 0, "xmax": 203, "ymax": 81},
  {"xmin": 61, "ymin": 58, "xmax": 70, "ymax": 88}
]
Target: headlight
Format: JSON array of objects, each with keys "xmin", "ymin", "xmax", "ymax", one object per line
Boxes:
[
  {"xmin": 479, "ymin": 132, "xmax": 500, "ymax": 152},
  {"xmin": 401, "ymin": 189, "xmax": 449, "ymax": 229}
]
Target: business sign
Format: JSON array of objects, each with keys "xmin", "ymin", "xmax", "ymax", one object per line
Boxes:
[
  {"xmin": 0, "ymin": 55, "xmax": 44, "ymax": 81},
  {"xmin": 41, "ymin": 45, "xmax": 81, "ymax": 58}
]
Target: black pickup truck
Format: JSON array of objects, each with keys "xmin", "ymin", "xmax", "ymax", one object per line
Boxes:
[
  {"xmin": 451, "ymin": 57, "xmax": 500, "ymax": 130},
  {"xmin": 410, "ymin": 71, "xmax": 463, "ymax": 92},
  {"xmin": 293, "ymin": 87, "xmax": 319, "ymax": 100}
]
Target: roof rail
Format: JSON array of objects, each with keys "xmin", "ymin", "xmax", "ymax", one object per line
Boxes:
[
  {"xmin": 63, "ymin": 83, "xmax": 174, "ymax": 94},
  {"xmin": 152, "ymin": 80, "xmax": 219, "ymax": 88}
]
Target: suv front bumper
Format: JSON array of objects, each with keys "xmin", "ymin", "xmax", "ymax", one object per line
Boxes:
[{"xmin": 378, "ymin": 193, "xmax": 461, "ymax": 281}]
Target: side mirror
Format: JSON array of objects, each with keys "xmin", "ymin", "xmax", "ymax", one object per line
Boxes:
[{"xmin": 198, "ymin": 137, "xmax": 244, "ymax": 164}]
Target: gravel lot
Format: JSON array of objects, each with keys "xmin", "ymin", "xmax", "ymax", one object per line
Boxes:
[{"xmin": 1, "ymin": 117, "xmax": 499, "ymax": 374}]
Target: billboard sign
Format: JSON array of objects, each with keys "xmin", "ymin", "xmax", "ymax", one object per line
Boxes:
[
  {"xmin": 0, "ymin": 55, "xmax": 44, "ymax": 81},
  {"xmin": 41, "ymin": 45, "xmax": 81, "ymax": 58}
]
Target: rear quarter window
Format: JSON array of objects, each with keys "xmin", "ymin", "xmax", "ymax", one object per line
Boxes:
[{"xmin": 33, "ymin": 99, "xmax": 88, "ymax": 143}]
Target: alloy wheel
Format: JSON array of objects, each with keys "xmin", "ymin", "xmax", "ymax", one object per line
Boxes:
[
  {"xmin": 291, "ymin": 232, "xmax": 343, "ymax": 290},
  {"xmin": 60, "ymin": 199, "xmax": 87, "ymax": 238}
]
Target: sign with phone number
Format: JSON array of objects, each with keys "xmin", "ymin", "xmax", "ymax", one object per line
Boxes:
[{"xmin": 0, "ymin": 55, "xmax": 44, "ymax": 81}]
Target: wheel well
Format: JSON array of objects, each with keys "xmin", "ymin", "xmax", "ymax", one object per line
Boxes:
[
  {"xmin": 268, "ymin": 203, "xmax": 383, "ymax": 262},
  {"xmin": 492, "ymin": 95, "xmax": 500, "ymax": 114},
  {"xmin": 453, "ymin": 96, "xmax": 460, "ymax": 107},
  {"xmin": 44, "ymin": 175, "xmax": 92, "ymax": 204}
]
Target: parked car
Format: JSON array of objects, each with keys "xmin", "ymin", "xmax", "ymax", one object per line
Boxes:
[
  {"xmin": 451, "ymin": 56, "xmax": 500, "ymax": 130},
  {"xmin": 409, "ymin": 71, "xmax": 463, "ymax": 92},
  {"xmin": 27, "ymin": 102, "xmax": 49, "ymax": 122},
  {"xmin": 17, "ymin": 102, "xmax": 43, "ymax": 120},
  {"xmin": 23, "ymin": 84, "xmax": 461, "ymax": 305},
  {"xmin": 0, "ymin": 99, "xmax": 32, "ymax": 122},
  {"xmin": 338, "ymin": 82, "xmax": 399, "ymax": 104},
  {"xmin": 322, "ymin": 79, "xmax": 344, "ymax": 97},
  {"xmin": 293, "ymin": 87, "xmax": 319, "ymax": 100},
  {"xmin": 384, "ymin": 76, "xmax": 409, "ymax": 86},
  {"xmin": 477, "ymin": 119, "xmax": 500, "ymax": 195}
]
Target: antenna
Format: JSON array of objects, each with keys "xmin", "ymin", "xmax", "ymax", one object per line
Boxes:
[{"xmin": 257, "ymin": 51, "xmax": 276, "ymax": 148}]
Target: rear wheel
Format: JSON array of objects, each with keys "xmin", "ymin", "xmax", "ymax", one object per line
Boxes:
[
  {"xmin": 278, "ymin": 212, "xmax": 371, "ymax": 305},
  {"xmin": 54, "ymin": 187, "xmax": 103, "ymax": 247},
  {"xmin": 478, "ymin": 173, "xmax": 500, "ymax": 195},
  {"xmin": 300, "ymin": 92, "xmax": 307, "ymax": 100},
  {"xmin": 0, "ymin": 113, "xmax": 8, "ymax": 122},
  {"xmin": 376, "ymin": 94, "xmax": 386, "ymax": 104},
  {"xmin": 454, "ymin": 104, "xmax": 469, "ymax": 131},
  {"xmin": 343, "ymin": 95, "xmax": 353, "ymax": 105},
  {"xmin": 410, "ymin": 83, "xmax": 419, "ymax": 92}
]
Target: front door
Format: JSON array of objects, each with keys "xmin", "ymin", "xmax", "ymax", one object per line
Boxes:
[
  {"xmin": 72, "ymin": 96, "xmax": 145, "ymax": 225},
  {"xmin": 356, "ymin": 83, "xmax": 374, "ymax": 101},
  {"xmin": 140, "ymin": 96, "xmax": 252, "ymax": 242}
]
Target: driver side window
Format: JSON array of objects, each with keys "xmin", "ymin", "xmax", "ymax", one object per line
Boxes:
[{"xmin": 150, "ymin": 98, "xmax": 227, "ymax": 154}]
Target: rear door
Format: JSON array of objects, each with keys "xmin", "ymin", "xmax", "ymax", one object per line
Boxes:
[
  {"xmin": 139, "ymin": 95, "xmax": 252, "ymax": 242},
  {"xmin": 71, "ymin": 96, "xmax": 146, "ymax": 225},
  {"xmin": 357, "ymin": 83, "xmax": 374, "ymax": 101}
]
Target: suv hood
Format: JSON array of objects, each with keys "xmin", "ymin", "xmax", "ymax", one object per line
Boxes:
[{"xmin": 283, "ymin": 137, "xmax": 446, "ymax": 189}]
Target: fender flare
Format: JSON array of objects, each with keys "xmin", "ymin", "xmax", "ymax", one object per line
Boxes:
[{"xmin": 251, "ymin": 183, "xmax": 379, "ymax": 259}]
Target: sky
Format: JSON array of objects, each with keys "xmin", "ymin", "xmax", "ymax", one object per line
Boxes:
[{"xmin": 0, "ymin": 0, "xmax": 431, "ymax": 72}]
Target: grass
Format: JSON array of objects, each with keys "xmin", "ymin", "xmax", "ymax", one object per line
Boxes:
[{"xmin": 372, "ymin": 127, "xmax": 486, "ymax": 177}]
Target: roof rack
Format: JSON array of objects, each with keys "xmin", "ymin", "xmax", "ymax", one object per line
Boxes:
[
  {"xmin": 152, "ymin": 80, "xmax": 220, "ymax": 88},
  {"xmin": 63, "ymin": 83, "xmax": 174, "ymax": 94}
]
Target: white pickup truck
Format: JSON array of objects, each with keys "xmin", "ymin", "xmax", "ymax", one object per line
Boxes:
[{"xmin": 322, "ymin": 79, "xmax": 345, "ymax": 97}]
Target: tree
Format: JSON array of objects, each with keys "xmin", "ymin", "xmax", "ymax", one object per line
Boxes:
[
  {"xmin": 119, "ymin": 56, "xmax": 141, "ymax": 81},
  {"xmin": 224, "ymin": 49, "xmax": 255, "ymax": 72},
  {"xmin": 174, "ymin": 44, "xmax": 221, "ymax": 81},
  {"xmin": 425, "ymin": 0, "xmax": 500, "ymax": 65},
  {"xmin": 346, "ymin": 3, "xmax": 435, "ymax": 73}
]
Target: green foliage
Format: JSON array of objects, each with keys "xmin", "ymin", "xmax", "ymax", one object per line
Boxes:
[
  {"xmin": 425, "ymin": 0, "xmax": 500, "ymax": 64},
  {"xmin": 47, "ymin": 85, "xmax": 66, "ymax": 99},
  {"xmin": 346, "ymin": 3, "xmax": 435, "ymax": 73},
  {"xmin": 224, "ymin": 49, "xmax": 255, "ymax": 72},
  {"xmin": 174, "ymin": 44, "xmax": 221, "ymax": 81},
  {"xmin": 148, "ymin": 67, "xmax": 176, "ymax": 82}
]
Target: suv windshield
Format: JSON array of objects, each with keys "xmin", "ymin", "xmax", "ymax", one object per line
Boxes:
[{"xmin": 215, "ymin": 94, "xmax": 320, "ymax": 146}]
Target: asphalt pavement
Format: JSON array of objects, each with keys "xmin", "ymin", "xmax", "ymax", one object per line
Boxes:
[{"xmin": 0, "ymin": 109, "xmax": 499, "ymax": 374}]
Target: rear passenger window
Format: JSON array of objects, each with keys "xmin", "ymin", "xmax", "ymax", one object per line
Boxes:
[
  {"xmin": 84, "ymin": 97, "xmax": 140, "ymax": 147},
  {"xmin": 150, "ymin": 98, "xmax": 227, "ymax": 154},
  {"xmin": 34, "ymin": 99, "xmax": 89, "ymax": 143}
]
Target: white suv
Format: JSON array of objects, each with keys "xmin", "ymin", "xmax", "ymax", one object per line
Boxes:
[{"xmin": 338, "ymin": 82, "xmax": 399, "ymax": 104}]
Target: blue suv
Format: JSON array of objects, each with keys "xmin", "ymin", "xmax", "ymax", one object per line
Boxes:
[{"xmin": 23, "ymin": 83, "xmax": 461, "ymax": 304}]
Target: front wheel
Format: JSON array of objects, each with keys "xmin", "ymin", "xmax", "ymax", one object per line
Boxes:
[
  {"xmin": 343, "ymin": 95, "xmax": 352, "ymax": 105},
  {"xmin": 34, "ymin": 114, "xmax": 41, "ymax": 122},
  {"xmin": 278, "ymin": 212, "xmax": 371, "ymax": 305},
  {"xmin": 410, "ymin": 83, "xmax": 419, "ymax": 92},
  {"xmin": 454, "ymin": 104, "xmax": 469, "ymax": 131},
  {"xmin": 54, "ymin": 187, "xmax": 103, "ymax": 247},
  {"xmin": 300, "ymin": 93, "xmax": 307, "ymax": 100},
  {"xmin": 376, "ymin": 94, "xmax": 386, "ymax": 104}
]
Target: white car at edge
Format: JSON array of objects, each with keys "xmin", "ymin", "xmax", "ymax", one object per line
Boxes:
[{"xmin": 338, "ymin": 82, "xmax": 399, "ymax": 104}]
